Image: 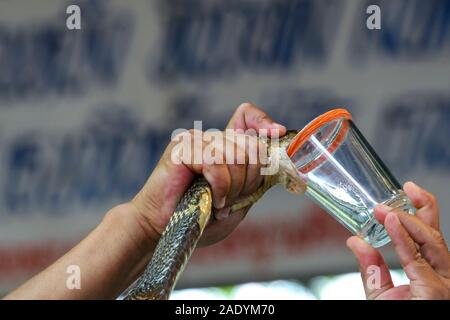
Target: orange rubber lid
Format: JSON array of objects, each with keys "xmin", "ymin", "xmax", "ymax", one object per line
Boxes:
[{"xmin": 286, "ymin": 108, "xmax": 353, "ymax": 158}]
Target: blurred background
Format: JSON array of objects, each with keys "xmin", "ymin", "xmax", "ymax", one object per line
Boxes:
[{"xmin": 0, "ymin": 0, "xmax": 449, "ymax": 299}]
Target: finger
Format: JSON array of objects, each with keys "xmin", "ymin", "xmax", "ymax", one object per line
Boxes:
[
  {"xmin": 224, "ymin": 133, "xmax": 265, "ymax": 197},
  {"xmin": 224, "ymin": 142, "xmax": 247, "ymax": 207},
  {"xmin": 374, "ymin": 206, "xmax": 389, "ymax": 225},
  {"xmin": 384, "ymin": 211, "xmax": 421, "ymax": 268},
  {"xmin": 174, "ymin": 130, "xmax": 231, "ymax": 209},
  {"xmin": 376, "ymin": 204, "xmax": 450, "ymax": 278},
  {"xmin": 226, "ymin": 102, "xmax": 286, "ymax": 137},
  {"xmin": 200, "ymin": 136, "xmax": 232, "ymax": 209},
  {"xmin": 383, "ymin": 212, "xmax": 438, "ymax": 283},
  {"xmin": 375, "ymin": 204, "xmax": 432, "ymax": 247},
  {"xmin": 398, "ymin": 211, "xmax": 450, "ymax": 278},
  {"xmin": 242, "ymin": 163, "xmax": 264, "ymax": 198},
  {"xmin": 346, "ymin": 236, "xmax": 394, "ymax": 299},
  {"xmin": 403, "ymin": 181, "xmax": 440, "ymax": 230},
  {"xmin": 201, "ymin": 132, "xmax": 265, "ymax": 214},
  {"xmin": 202, "ymin": 162, "xmax": 231, "ymax": 210},
  {"xmin": 214, "ymin": 206, "xmax": 232, "ymax": 221},
  {"xmin": 224, "ymin": 132, "xmax": 268, "ymax": 167}
]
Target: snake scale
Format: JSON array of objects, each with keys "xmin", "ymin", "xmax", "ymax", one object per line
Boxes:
[{"xmin": 122, "ymin": 131, "xmax": 306, "ymax": 300}]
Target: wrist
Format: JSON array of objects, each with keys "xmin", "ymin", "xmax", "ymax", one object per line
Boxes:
[{"xmin": 104, "ymin": 202, "xmax": 160, "ymax": 255}]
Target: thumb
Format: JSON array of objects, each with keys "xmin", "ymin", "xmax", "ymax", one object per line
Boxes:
[
  {"xmin": 346, "ymin": 236, "xmax": 394, "ymax": 299},
  {"xmin": 226, "ymin": 103, "xmax": 286, "ymax": 137}
]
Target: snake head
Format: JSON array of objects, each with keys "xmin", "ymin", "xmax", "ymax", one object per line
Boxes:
[{"xmin": 266, "ymin": 129, "xmax": 307, "ymax": 195}]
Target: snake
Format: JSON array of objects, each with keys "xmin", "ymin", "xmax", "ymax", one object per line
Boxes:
[{"xmin": 121, "ymin": 130, "xmax": 306, "ymax": 300}]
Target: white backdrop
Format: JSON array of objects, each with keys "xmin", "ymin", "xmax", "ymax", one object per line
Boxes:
[{"xmin": 0, "ymin": 0, "xmax": 449, "ymax": 293}]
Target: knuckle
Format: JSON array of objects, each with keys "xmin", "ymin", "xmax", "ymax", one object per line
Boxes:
[
  {"xmin": 254, "ymin": 113, "xmax": 269, "ymax": 124},
  {"xmin": 237, "ymin": 102, "xmax": 254, "ymax": 112},
  {"xmin": 430, "ymin": 229, "xmax": 445, "ymax": 245}
]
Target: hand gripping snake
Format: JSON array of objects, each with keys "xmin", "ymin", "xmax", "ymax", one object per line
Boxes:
[{"xmin": 121, "ymin": 130, "xmax": 306, "ymax": 300}]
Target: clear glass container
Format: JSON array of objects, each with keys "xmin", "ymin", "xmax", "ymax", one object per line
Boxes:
[{"xmin": 287, "ymin": 109, "xmax": 415, "ymax": 248}]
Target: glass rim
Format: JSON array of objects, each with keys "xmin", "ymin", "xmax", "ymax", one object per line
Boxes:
[{"xmin": 286, "ymin": 108, "xmax": 353, "ymax": 158}]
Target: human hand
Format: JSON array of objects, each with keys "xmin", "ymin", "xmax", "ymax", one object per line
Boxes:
[
  {"xmin": 347, "ymin": 182, "xmax": 450, "ymax": 299},
  {"xmin": 4, "ymin": 103, "xmax": 287, "ymax": 300},
  {"xmin": 131, "ymin": 103, "xmax": 286, "ymax": 247}
]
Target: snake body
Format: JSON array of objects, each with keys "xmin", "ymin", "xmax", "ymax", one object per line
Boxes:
[{"xmin": 123, "ymin": 131, "xmax": 304, "ymax": 300}]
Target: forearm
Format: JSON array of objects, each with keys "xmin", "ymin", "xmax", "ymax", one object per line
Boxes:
[{"xmin": 4, "ymin": 203, "xmax": 158, "ymax": 300}]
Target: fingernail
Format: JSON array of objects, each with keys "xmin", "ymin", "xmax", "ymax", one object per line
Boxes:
[
  {"xmin": 272, "ymin": 123, "xmax": 286, "ymax": 133},
  {"xmin": 214, "ymin": 196, "xmax": 226, "ymax": 209},
  {"xmin": 346, "ymin": 236, "xmax": 364, "ymax": 255},
  {"xmin": 272, "ymin": 122, "xmax": 285, "ymax": 129},
  {"xmin": 215, "ymin": 207, "xmax": 231, "ymax": 221},
  {"xmin": 376, "ymin": 204, "xmax": 392, "ymax": 212},
  {"xmin": 405, "ymin": 181, "xmax": 422, "ymax": 193}
]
